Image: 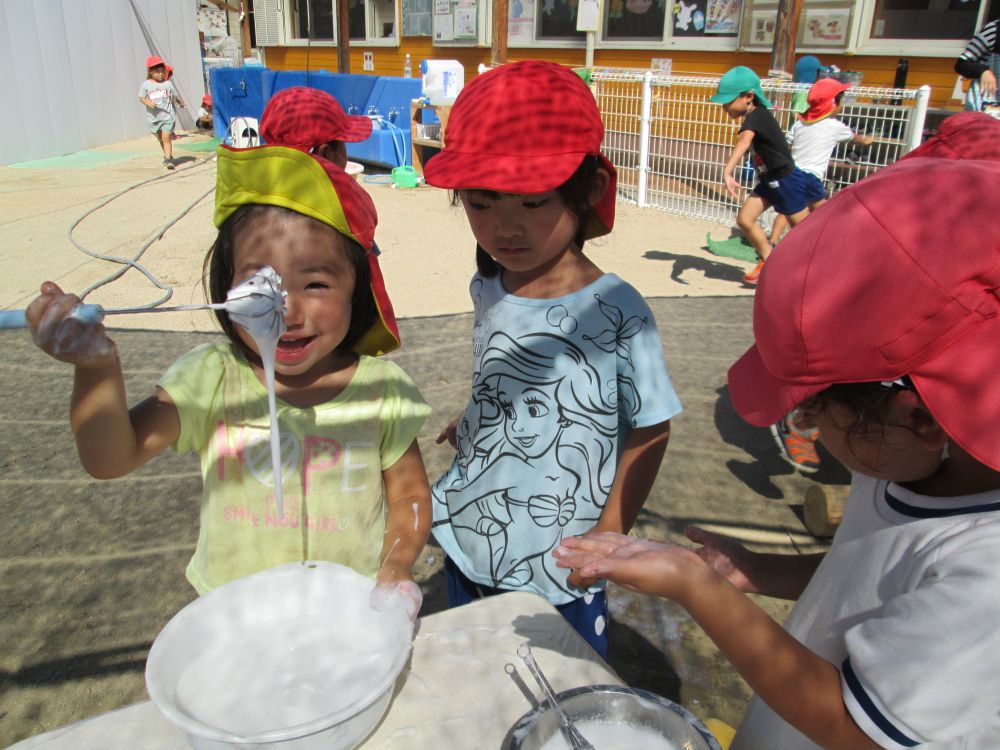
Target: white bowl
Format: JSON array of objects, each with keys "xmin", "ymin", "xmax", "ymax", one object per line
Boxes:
[{"xmin": 145, "ymin": 561, "xmax": 412, "ymax": 750}]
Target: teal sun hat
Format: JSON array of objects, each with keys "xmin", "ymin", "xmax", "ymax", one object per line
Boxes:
[{"xmin": 710, "ymin": 66, "xmax": 774, "ymax": 108}]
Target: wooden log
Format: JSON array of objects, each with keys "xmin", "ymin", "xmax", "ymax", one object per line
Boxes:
[{"xmin": 803, "ymin": 485, "xmax": 848, "ymax": 538}]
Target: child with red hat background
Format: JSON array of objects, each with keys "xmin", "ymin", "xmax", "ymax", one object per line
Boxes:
[
  {"xmin": 25, "ymin": 143, "xmax": 431, "ymax": 620},
  {"xmin": 555, "ymin": 116, "xmax": 1000, "ymax": 747},
  {"xmin": 138, "ymin": 55, "xmax": 185, "ymax": 169},
  {"xmin": 259, "ymin": 86, "xmax": 373, "ymax": 169},
  {"xmin": 423, "ymin": 60, "xmax": 682, "ymax": 658},
  {"xmin": 196, "ymin": 94, "xmax": 213, "ymax": 132},
  {"xmin": 711, "ymin": 66, "xmax": 826, "ymax": 285}
]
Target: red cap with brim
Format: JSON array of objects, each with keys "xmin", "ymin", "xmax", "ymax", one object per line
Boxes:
[
  {"xmin": 803, "ymin": 78, "xmax": 850, "ymax": 123},
  {"xmin": 260, "ymin": 87, "xmax": 373, "ymax": 148},
  {"xmin": 214, "ymin": 144, "xmax": 399, "ymax": 356},
  {"xmin": 728, "ymin": 153, "xmax": 1000, "ymax": 470},
  {"xmin": 146, "ymin": 55, "xmax": 165, "ymax": 69},
  {"xmin": 422, "ymin": 61, "xmax": 617, "ymax": 240}
]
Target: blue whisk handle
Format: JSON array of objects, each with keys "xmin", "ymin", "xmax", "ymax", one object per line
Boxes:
[{"xmin": 0, "ymin": 304, "xmax": 104, "ymax": 330}]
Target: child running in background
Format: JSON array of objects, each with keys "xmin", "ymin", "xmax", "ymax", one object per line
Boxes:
[
  {"xmin": 712, "ymin": 66, "xmax": 825, "ymax": 285},
  {"xmin": 768, "ymin": 78, "xmax": 875, "ymax": 250},
  {"xmin": 423, "ymin": 61, "xmax": 682, "ymax": 658},
  {"xmin": 138, "ymin": 55, "xmax": 184, "ymax": 170},
  {"xmin": 25, "ymin": 143, "xmax": 431, "ymax": 619},
  {"xmin": 556, "ymin": 121, "xmax": 1000, "ymax": 747},
  {"xmin": 259, "ymin": 86, "xmax": 373, "ymax": 169}
]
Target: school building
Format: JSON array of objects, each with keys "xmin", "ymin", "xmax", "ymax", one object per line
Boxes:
[{"xmin": 250, "ymin": 0, "xmax": 997, "ymax": 110}]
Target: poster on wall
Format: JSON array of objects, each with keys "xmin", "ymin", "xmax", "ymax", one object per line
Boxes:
[
  {"xmin": 509, "ymin": 0, "xmax": 536, "ymax": 41},
  {"xmin": 433, "ymin": 11, "xmax": 454, "ymax": 39},
  {"xmin": 802, "ymin": 8, "xmax": 849, "ymax": 45},
  {"xmin": 671, "ymin": 0, "xmax": 738, "ymax": 36},
  {"xmin": 705, "ymin": 0, "xmax": 741, "ymax": 33},
  {"xmin": 672, "ymin": 0, "xmax": 706, "ymax": 35},
  {"xmin": 750, "ymin": 9, "xmax": 776, "ymax": 44},
  {"xmin": 454, "ymin": 5, "xmax": 477, "ymax": 36}
]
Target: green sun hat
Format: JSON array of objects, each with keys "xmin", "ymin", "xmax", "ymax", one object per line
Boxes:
[{"xmin": 710, "ymin": 66, "xmax": 774, "ymax": 108}]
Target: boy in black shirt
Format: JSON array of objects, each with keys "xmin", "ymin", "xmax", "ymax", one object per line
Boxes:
[{"xmin": 711, "ymin": 66, "xmax": 825, "ymax": 284}]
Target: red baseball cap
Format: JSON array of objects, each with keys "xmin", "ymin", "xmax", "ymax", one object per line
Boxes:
[
  {"xmin": 422, "ymin": 60, "xmax": 617, "ymax": 240},
  {"xmin": 260, "ymin": 87, "xmax": 372, "ymax": 148},
  {"xmin": 202, "ymin": 94, "xmax": 212, "ymax": 106},
  {"xmin": 803, "ymin": 78, "xmax": 850, "ymax": 123},
  {"xmin": 214, "ymin": 144, "xmax": 399, "ymax": 356},
  {"xmin": 146, "ymin": 55, "xmax": 165, "ymax": 69},
  {"xmin": 728, "ymin": 156, "xmax": 1000, "ymax": 470}
]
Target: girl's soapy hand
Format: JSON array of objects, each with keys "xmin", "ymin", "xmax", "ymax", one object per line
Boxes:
[
  {"xmin": 554, "ymin": 531, "xmax": 710, "ymax": 603},
  {"xmin": 26, "ymin": 282, "xmax": 116, "ymax": 368},
  {"xmin": 371, "ymin": 565, "xmax": 422, "ymax": 621},
  {"xmin": 684, "ymin": 526, "xmax": 759, "ymax": 594},
  {"xmin": 435, "ymin": 415, "xmax": 460, "ymax": 448}
]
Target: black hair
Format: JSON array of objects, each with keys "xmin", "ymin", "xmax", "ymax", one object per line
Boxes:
[
  {"xmin": 448, "ymin": 155, "xmax": 605, "ymax": 279},
  {"xmin": 203, "ymin": 204, "xmax": 377, "ymax": 362},
  {"xmin": 834, "ymin": 92, "xmax": 845, "ymax": 106},
  {"xmin": 802, "ymin": 376, "xmax": 915, "ymax": 443}
]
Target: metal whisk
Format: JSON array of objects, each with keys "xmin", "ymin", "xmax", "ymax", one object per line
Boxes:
[{"xmin": 517, "ymin": 643, "xmax": 595, "ymax": 750}]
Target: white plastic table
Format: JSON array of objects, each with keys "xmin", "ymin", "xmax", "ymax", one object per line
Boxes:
[{"xmin": 10, "ymin": 591, "xmax": 623, "ymax": 749}]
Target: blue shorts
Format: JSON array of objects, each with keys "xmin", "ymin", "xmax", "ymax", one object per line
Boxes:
[
  {"xmin": 444, "ymin": 556, "xmax": 609, "ymax": 658},
  {"xmin": 753, "ymin": 167, "xmax": 826, "ymax": 216}
]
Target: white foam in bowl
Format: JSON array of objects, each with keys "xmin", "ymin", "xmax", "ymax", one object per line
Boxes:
[{"xmin": 145, "ymin": 561, "xmax": 412, "ymax": 750}]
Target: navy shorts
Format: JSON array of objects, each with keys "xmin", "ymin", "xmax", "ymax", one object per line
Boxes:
[
  {"xmin": 444, "ymin": 556, "xmax": 609, "ymax": 658},
  {"xmin": 753, "ymin": 167, "xmax": 826, "ymax": 215}
]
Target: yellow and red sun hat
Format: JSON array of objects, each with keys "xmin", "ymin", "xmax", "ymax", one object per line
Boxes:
[{"xmin": 214, "ymin": 144, "xmax": 400, "ymax": 357}]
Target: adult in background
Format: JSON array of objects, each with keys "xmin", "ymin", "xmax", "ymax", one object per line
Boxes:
[{"xmin": 955, "ymin": 18, "xmax": 999, "ymax": 112}]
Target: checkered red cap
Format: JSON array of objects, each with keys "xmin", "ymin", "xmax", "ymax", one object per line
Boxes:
[
  {"xmin": 422, "ymin": 61, "xmax": 617, "ymax": 240},
  {"xmin": 260, "ymin": 87, "xmax": 373, "ymax": 148}
]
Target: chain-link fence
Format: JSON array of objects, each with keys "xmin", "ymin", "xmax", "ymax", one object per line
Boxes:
[{"xmin": 592, "ymin": 68, "xmax": 931, "ymax": 228}]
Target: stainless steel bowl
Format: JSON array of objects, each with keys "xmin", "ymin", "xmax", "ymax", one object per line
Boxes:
[{"xmin": 503, "ymin": 685, "xmax": 723, "ymax": 750}]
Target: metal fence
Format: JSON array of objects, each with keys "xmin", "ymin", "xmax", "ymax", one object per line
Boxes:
[{"xmin": 591, "ymin": 68, "xmax": 931, "ymax": 228}]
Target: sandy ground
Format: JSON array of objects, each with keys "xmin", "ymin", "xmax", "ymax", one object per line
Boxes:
[
  {"xmin": 0, "ymin": 133, "xmax": 829, "ymax": 747},
  {"xmin": 1, "ymin": 134, "xmax": 755, "ymax": 325}
]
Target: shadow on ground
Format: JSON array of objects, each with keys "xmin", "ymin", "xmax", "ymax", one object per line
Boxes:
[
  {"xmin": 643, "ymin": 249, "xmax": 748, "ymax": 286},
  {"xmin": 0, "ymin": 297, "xmax": 832, "ymax": 744}
]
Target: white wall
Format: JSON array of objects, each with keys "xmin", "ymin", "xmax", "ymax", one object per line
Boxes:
[{"xmin": 0, "ymin": 0, "xmax": 202, "ymax": 165}]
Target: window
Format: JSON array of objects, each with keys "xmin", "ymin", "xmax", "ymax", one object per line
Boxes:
[
  {"xmin": 869, "ymin": 0, "xmax": 978, "ymax": 40},
  {"xmin": 292, "ymin": 0, "xmax": 335, "ymax": 39},
  {"xmin": 370, "ymin": 0, "xmax": 397, "ymax": 38},
  {"xmin": 288, "ymin": 0, "xmax": 396, "ymax": 42},
  {"xmin": 600, "ymin": 0, "xmax": 741, "ymax": 42},
  {"xmin": 537, "ymin": 0, "xmax": 586, "ymax": 40},
  {"xmin": 604, "ymin": 0, "xmax": 667, "ymax": 40}
]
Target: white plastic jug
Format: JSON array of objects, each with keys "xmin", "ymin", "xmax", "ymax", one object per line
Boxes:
[{"xmin": 420, "ymin": 60, "xmax": 465, "ymax": 106}]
